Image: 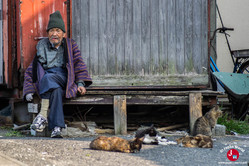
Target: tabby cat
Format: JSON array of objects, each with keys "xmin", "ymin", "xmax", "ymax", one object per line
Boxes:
[
  {"xmin": 89, "ymin": 136, "xmax": 144, "ymax": 153},
  {"xmin": 193, "ymin": 105, "xmax": 222, "ymax": 136},
  {"xmin": 176, "ymin": 134, "xmax": 213, "ymax": 148}
]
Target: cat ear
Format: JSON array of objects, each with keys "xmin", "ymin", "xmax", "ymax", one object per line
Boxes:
[{"xmin": 135, "ymin": 136, "xmax": 145, "ymax": 142}]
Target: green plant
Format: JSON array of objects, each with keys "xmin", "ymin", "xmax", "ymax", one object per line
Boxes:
[
  {"xmin": 218, "ymin": 114, "xmax": 249, "ymax": 134},
  {"xmin": 0, "ymin": 126, "xmax": 11, "ymax": 130},
  {"xmin": 5, "ymin": 130, "xmax": 24, "ymax": 137}
]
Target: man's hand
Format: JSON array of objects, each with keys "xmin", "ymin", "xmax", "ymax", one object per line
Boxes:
[
  {"xmin": 77, "ymin": 86, "xmax": 86, "ymax": 95},
  {"xmin": 26, "ymin": 93, "xmax": 33, "ymax": 101}
]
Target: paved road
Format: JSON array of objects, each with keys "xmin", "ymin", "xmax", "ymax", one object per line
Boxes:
[{"xmin": 0, "ymin": 134, "xmax": 248, "ymax": 166}]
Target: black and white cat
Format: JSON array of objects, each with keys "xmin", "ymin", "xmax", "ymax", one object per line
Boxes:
[{"xmin": 135, "ymin": 125, "xmax": 176, "ymax": 145}]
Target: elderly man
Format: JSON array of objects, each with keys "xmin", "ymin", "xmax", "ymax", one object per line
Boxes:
[{"xmin": 23, "ymin": 11, "xmax": 92, "ymax": 138}]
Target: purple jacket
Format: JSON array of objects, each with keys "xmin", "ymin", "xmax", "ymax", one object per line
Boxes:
[{"xmin": 23, "ymin": 38, "xmax": 92, "ymax": 99}]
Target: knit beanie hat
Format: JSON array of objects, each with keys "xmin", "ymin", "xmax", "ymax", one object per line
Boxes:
[{"xmin": 47, "ymin": 11, "xmax": 66, "ymax": 32}]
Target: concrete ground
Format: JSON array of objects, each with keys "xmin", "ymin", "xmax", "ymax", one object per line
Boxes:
[
  {"xmin": 0, "ymin": 153, "xmax": 27, "ymax": 166},
  {"xmin": 0, "ymin": 131, "xmax": 248, "ymax": 166}
]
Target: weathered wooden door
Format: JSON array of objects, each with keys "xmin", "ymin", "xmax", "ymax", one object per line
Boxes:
[{"xmin": 72, "ymin": 0, "xmax": 209, "ymax": 88}]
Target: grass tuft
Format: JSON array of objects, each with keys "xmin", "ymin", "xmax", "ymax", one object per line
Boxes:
[
  {"xmin": 218, "ymin": 114, "xmax": 249, "ymax": 134},
  {"xmin": 5, "ymin": 130, "xmax": 24, "ymax": 137}
]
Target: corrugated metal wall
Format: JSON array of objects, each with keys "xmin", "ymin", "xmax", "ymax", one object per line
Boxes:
[
  {"xmin": 20, "ymin": 0, "xmax": 68, "ymax": 70},
  {"xmin": 72, "ymin": 0, "xmax": 209, "ymax": 87},
  {"xmin": 1, "ymin": 0, "xmax": 69, "ymax": 88}
]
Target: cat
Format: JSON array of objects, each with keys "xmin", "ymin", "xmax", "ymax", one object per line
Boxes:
[
  {"xmin": 135, "ymin": 124, "xmax": 158, "ymax": 138},
  {"xmin": 192, "ymin": 105, "xmax": 222, "ymax": 136},
  {"xmin": 135, "ymin": 124, "xmax": 158, "ymax": 144},
  {"xmin": 135, "ymin": 125, "xmax": 177, "ymax": 145},
  {"xmin": 176, "ymin": 134, "xmax": 213, "ymax": 148},
  {"xmin": 89, "ymin": 136, "xmax": 144, "ymax": 153}
]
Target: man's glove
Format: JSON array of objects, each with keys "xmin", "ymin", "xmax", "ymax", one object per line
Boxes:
[{"xmin": 26, "ymin": 93, "xmax": 33, "ymax": 101}]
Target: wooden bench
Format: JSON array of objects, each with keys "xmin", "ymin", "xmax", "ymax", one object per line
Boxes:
[{"xmin": 63, "ymin": 90, "xmax": 222, "ymax": 135}]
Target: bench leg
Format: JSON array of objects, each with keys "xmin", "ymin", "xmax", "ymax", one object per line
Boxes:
[
  {"xmin": 189, "ymin": 92, "xmax": 203, "ymax": 135},
  {"xmin": 114, "ymin": 95, "xmax": 127, "ymax": 135}
]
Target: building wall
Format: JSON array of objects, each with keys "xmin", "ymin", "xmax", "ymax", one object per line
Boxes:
[
  {"xmin": 72, "ymin": 0, "xmax": 209, "ymax": 87},
  {"xmin": 216, "ymin": 0, "xmax": 249, "ymax": 72}
]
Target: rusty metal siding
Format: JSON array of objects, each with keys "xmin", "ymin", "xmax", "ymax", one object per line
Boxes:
[
  {"xmin": 2, "ymin": 0, "xmax": 13, "ymax": 87},
  {"xmin": 0, "ymin": 0, "xmax": 3, "ymax": 84},
  {"xmin": 1, "ymin": 0, "xmax": 21, "ymax": 87},
  {"xmin": 19, "ymin": 0, "xmax": 68, "ymax": 70},
  {"xmin": 2, "ymin": 0, "xmax": 8, "ymax": 86},
  {"xmin": 72, "ymin": 0, "xmax": 209, "ymax": 87}
]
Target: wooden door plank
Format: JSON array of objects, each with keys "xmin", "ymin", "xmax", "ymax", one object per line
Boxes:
[
  {"xmin": 167, "ymin": 0, "xmax": 176, "ymax": 74},
  {"xmin": 116, "ymin": 0, "xmax": 125, "ymax": 75},
  {"xmin": 133, "ymin": 0, "xmax": 142, "ymax": 75},
  {"xmin": 141, "ymin": 0, "xmax": 150, "ymax": 75},
  {"xmin": 80, "ymin": 0, "xmax": 90, "ymax": 67},
  {"xmin": 98, "ymin": 0, "xmax": 107, "ymax": 75},
  {"xmin": 176, "ymin": 0, "xmax": 185, "ymax": 74},
  {"xmin": 124, "ymin": 0, "xmax": 133, "ymax": 74},
  {"xmin": 107, "ymin": 0, "xmax": 116, "ymax": 75},
  {"xmin": 185, "ymin": 0, "xmax": 194, "ymax": 73},
  {"xmin": 89, "ymin": 0, "xmax": 98, "ymax": 74},
  {"xmin": 150, "ymin": 0, "xmax": 159, "ymax": 74},
  {"xmin": 159, "ymin": 0, "xmax": 168, "ymax": 74},
  {"xmin": 193, "ymin": 0, "xmax": 202, "ymax": 74}
]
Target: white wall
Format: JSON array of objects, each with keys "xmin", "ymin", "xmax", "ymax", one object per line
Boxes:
[{"xmin": 216, "ymin": 0, "xmax": 249, "ymax": 72}]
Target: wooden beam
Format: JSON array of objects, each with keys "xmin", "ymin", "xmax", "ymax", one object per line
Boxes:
[
  {"xmin": 189, "ymin": 92, "xmax": 203, "ymax": 135},
  {"xmin": 63, "ymin": 95, "xmax": 113, "ymax": 105},
  {"xmin": 126, "ymin": 96, "xmax": 189, "ymax": 105},
  {"xmin": 157, "ymin": 123, "xmax": 188, "ymax": 132},
  {"xmin": 113, "ymin": 95, "xmax": 127, "ymax": 135},
  {"xmin": 63, "ymin": 94, "xmax": 216, "ymax": 106},
  {"xmin": 90, "ymin": 75, "xmax": 209, "ymax": 87},
  {"xmin": 85, "ymin": 90, "xmax": 222, "ymax": 96}
]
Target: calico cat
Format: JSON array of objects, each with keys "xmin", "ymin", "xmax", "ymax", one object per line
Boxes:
[
  {"xmin": 89, "ymin": 136, "xmax": 144, "ymax": 153},
  {"xmin": 176, "ymin": 134, "xmax": 213, "ymax": 148},
  {"xmin": 193, "ymin": 105, "xmax": 222, "ymax": 136}
]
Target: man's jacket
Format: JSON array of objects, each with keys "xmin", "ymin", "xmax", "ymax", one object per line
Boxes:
[{"xmin": 23, "ymin": 38, "xmax": 92, "ymax": 99}]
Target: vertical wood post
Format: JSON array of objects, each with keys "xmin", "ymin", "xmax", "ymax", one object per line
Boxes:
[
  {"xmin": 189, "ymin": 92, "xmax": 202, "ymax": 135},
  {"xmin": 114, "ymin": 95, "xmax": 127, "ymax": 135}
]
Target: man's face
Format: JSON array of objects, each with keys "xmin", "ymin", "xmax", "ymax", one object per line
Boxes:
[{"xmin": 48, "ymin": 28, "xmax": 65, "ymax": 47}]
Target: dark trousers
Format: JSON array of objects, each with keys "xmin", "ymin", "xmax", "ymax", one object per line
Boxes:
[{"xmin": 39, "ymin": 67, "xmax": 67, "ymax": 130}]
